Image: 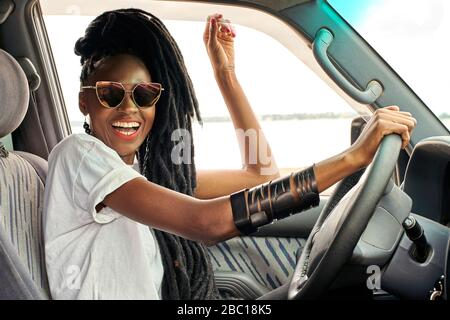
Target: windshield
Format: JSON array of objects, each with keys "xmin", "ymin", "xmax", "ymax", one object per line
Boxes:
[{"xmin": 329, "ymin": 0, "xmax": 450, "ymax": 131}]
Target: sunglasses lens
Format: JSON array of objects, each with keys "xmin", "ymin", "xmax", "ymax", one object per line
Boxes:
[
  {"xmin": 97, "ymin": 82, "xmax": 124, "ymax": 108},
  {"xmin": 134, "ymin": 83, "xmax": 161, "ymax": 108}
]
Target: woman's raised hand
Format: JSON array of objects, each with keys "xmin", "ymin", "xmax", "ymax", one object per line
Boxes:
[
  {"xmin": 203, "ymin": 13, "xmax": 236, "ymax": 75},
  {"xmin": 348, "ymin": 106, "xmax": 417, "ymax": 169}
]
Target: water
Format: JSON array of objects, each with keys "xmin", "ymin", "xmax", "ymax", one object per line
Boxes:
[
  {"xmin": 73, "ymin": 118, "xmax": 354, "ymax": 171},
  {"xmin": 73, "ymin": 118, "xmax": 450, "ymax": 172},
  {"xmin": 192, "ymin": 119, "xmax": 353, "ymax": 171}
]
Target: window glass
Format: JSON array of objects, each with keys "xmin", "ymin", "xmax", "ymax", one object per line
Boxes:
[
  {"xmin": 42, "ymin": 4, "xmax": 358, "ymax": 178},
  {"xmin": 329, "ymin": 0, "xmax": 450, "ymax": 131}
]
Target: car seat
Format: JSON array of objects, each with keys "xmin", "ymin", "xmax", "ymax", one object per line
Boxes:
[{"xmin": 0, "ymin": 48, "xmax": 50, "ymax": 299}]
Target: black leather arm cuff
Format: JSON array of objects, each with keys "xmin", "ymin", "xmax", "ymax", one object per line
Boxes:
[{"xmin": 230, "ymin": 166, "xmax": 320, "ymax": 235}]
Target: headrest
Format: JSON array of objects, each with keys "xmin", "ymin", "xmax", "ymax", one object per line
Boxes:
[{"xmin": 0, "ymin": 49, "xmax": 29, "ymax": 138}]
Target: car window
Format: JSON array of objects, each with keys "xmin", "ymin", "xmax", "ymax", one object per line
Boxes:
[
  {"xmin": 0, "ymin": 135, "xmax": 13, "ymax": 151},
  {"xmin": 329, "ymin": 0, "xmax": 450, "ymax": 131},
  {"xmin": 41, "ymin": 2, "xmax": 358, "ymax": 180}
]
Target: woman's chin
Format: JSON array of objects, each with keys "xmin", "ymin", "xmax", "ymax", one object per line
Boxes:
[
  {"xmin": 116, "ymin": 148, "xmax": 139, "ymax": 164},
  {"xmin": 109, "ymin": 141, "xmax": 141, "ymax": 163}
]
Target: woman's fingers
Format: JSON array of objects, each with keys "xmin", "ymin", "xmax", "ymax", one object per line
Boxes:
[
  {"xmin": 384, "ymin": 105, "xmax": 400, "ymax": 112},
  {"xmin": 205, "ymin": 13, "xmax": 235, "ymax": 43},
  {"xmin": 206, "ymin": 13, "xmax": 222, "ymax": 24},
  {"xmin": 379, "ymin": 119, "xmax": 411, "ymax": 149},
  {"xmin": 372, "ymin": 106, "xmax": 416, "ymax": 149},
  {"xmin": 391, "ymin": 113, "xmax": 417, "ymax": 126},
  {"xmin": 375, "ymin": 106, "xmax": 417, "ymax": 132},
  {"xmin": 218, "ymin": 19, "xmax": 235, "ymax": 37},
  {"xmin": 376, "ymin": 113, "xmax": 416, "ymax": 133},
  {"xmin": 376, "ymin": 106, "xmax": 415, "ymax": 122},
  {"xmin": 352, "ymin": 106, "xmax": 415, "ymax": 167},
  {"xmin": 204, "ymin": 13, "xmax": 221, "ymax": 42},
  {"xmin": 229, "ymin": 21, "xmax": 236, "ymax": 37},
  {"xmin": 208, "ymin": 15, "xmax": 219, "ymax": 47}
]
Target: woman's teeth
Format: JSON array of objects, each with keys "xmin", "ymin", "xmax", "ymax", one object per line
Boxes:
[
  {"xmin": 112, "ymin": 121, "xmax": 140, "ymax": 128},
  {"xmin": 112, "ymin": 121, "xmax": 140, "ymax": 136}
]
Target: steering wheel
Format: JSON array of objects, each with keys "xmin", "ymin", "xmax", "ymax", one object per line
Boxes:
[{"xmin": 288, "ymin": 134, "xmax": 403, "ymax": 299}]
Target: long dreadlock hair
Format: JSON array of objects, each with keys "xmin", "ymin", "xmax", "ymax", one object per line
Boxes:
[{"xmin": 74, "ymin": 8, "xmax": 220, "ymax": 300}]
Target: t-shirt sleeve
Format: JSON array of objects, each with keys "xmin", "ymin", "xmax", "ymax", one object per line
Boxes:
[{"xmin": 68, "ymin": 136, "xmax": 143, "ymax": 224}]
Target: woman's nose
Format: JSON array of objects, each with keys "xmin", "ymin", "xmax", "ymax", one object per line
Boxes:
[{"xmin": 117, "ymin": 91, "xmax": 139, "ymax": 112}]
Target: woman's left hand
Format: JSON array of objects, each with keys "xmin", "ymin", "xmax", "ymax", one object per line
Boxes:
[
  {"xmin": 203, "ymin": 13, "xmax": 236, "ymax": 75},
  {"xmin": 348, "ymin": 106, "xmax": 417, "ymax": 169}
]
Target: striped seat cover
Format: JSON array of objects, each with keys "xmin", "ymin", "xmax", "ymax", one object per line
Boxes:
[
  {"xmin": 0, "ymin": 153, "xmax": 50, "ymax": 297},
  {"xmin": 208, "ymin": 236, "xmax": 305, "ymax": 290}
]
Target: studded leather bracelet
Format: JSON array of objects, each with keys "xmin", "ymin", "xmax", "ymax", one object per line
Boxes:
[{"xmin": 230, "ymin": 165, "xmax": 320, "ymax": 235}]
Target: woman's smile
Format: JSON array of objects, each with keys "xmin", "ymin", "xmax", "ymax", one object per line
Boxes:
[{"xmin": 111, "ymin": 120, "xmax": 142, "ymax": 140}]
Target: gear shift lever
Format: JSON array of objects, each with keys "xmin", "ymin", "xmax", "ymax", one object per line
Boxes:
[{"xmin": 402, "ymin": 215, "xmax": 429, "ymax": 263}]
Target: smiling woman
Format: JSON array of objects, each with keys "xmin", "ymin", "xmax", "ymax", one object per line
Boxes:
[
  {"xmin": 43, "ymin": 7, "xmax": 292, "ymax": 300},
  {"xmin": 78, "ymin": 55, "xmax": 157, "ymax": 164}
]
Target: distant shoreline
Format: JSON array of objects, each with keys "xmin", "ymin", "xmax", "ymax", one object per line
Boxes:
[
  {"xmin": 71, "ymin": 113, "xmax": 357, "ymax": 126},
  {"xmin": 70, "ymin": 112, "xmax": 450, "ymax": 125},
  {"xmin": 198, "ymin": 112, "xmax": 357, "ymax": 123}
]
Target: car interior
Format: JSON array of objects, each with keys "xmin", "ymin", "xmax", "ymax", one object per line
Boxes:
[{"xmin": 0, "ymin": 0, "xmax": 449, "ymax": 300}]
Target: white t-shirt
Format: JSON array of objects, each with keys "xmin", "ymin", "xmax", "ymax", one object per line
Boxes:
[{"xmin": 43, "ymin": 133, "xmax": 164, "ymax": 300}]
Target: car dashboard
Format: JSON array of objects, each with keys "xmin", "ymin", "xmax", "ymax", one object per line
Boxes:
[{"xmin": 388, "ymin": 136, "xmax": 450, "ymax": 300}]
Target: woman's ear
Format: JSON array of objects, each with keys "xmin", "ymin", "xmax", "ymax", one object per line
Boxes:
[{"xmin": 79, "ymin": 91, "xmax": 88, "ymax": 116}]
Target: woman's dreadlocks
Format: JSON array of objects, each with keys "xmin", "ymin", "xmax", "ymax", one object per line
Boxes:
[{"xmin": 75, "ymin": 8, "xmax": 220, "ymax": 299}]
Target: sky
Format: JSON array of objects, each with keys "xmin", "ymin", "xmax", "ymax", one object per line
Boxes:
[{"xmin": 330, "ymin": 0, "xmax": 450, "ymax": 115}]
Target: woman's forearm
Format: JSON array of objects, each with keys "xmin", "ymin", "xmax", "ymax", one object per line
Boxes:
[
  {"xmin": 313, "ymin": 148, "xmax": 363, "ymax": 193},
  {"xmin": 215, "ymin": 71, "xmax": 279, "ymax": 177},
  {"xmin": 103, "ymin": 177, "xmax": 240, "ymax": 245}
]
